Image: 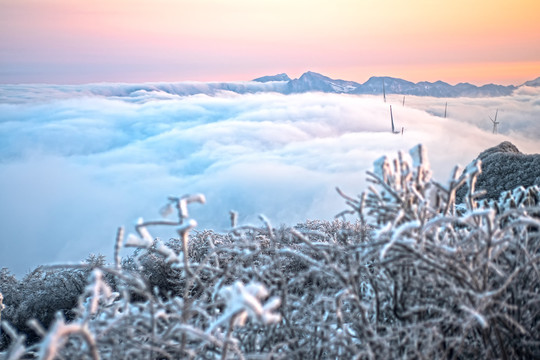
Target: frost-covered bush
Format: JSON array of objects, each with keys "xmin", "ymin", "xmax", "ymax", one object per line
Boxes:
[
  {"xmin": 336, "ymin": 144, "xmax": 540, "ymax": 358},
  {"xmin": 1, "ymin": 144, "xmax": 539, "ymax": 359},
  {"xmin": 0, "ymin": 260, "xmax": 101, "ymax": 349},
  {"xmin": 0, "ymin": 293, "xmax": 4, "ymax": 322},
  {"xmin": 456, "ymin": 141, "xmax": 540, "ymax": 202}
]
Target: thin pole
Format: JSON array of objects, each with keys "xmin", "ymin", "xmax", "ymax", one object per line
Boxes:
[
  {"xmin": 390, "ymin": 105, "xmax": 395, "ymax": 133},
  {"xmin": 444, "ymin": 102, "xmax": 448, "ymax": 118}
]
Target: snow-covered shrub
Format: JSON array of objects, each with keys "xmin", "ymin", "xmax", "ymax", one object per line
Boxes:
[
  {"xmin": 1, "ymin": 266, "xmax": 91, "ymax": 347},
  {"xmin": 1, "ymin": 144, "xmax": 539, "ymax": 359},
  {"xmin": 0, "ymin": 293, "xmax": 4, "ymax": 323},
  {"xmin": 337, "ymin": 144, "xmax": 540, "ymax": 358},
  {"xmin": 0, "ymin": 269, "xmax": 18, "ymax": 351},
  {"xmin": 456, "ymin": 141, "xmax": 540, "ymax": 202}
]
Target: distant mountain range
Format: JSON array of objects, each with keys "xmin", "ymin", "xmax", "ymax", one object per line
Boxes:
[
  {"xmin": 3, "ymin": 72, "xmax": 538, "ymax": 103},
  {"xmin": 253, "ymin": 71, "xmax": 540, "ymax": 97}
]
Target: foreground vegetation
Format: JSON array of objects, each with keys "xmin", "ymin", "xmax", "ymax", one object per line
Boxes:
[{"xmin": 1, "ymin": 145, "xmax": 539, "ymax": 359}]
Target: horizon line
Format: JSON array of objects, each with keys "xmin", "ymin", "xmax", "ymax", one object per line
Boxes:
[{"xmin": 1, "ymin": 70, "xmax": 538, "ymax": 88}]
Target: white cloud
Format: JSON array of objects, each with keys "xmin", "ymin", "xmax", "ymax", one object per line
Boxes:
[{"xmin": 1, "ymin": 86, "xmax": 539, "ymax": 275}]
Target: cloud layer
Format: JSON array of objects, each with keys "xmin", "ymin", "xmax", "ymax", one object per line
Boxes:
[{"xmin": 1, "ymin": 85, "xmax": 539, "ymax": 275}]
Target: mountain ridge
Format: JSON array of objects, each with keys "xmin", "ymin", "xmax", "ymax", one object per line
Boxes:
[{"xmin": 253, "ymin": 71, "xmax": 534, "ymax": 97}]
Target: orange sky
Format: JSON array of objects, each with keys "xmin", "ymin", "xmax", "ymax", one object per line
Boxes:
[{"xmin": 1, "ymin": 0, "xmax": 539, "ymax": 84}]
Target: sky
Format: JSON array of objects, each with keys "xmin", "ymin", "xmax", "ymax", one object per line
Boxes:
[
  {"xmin": 1, "ymin": 0, "xmax": 539, "ymax": 85},
  {"xmin": 1, "ymin": 83, "xmax": 539, "ymax": 276},
  {"xmin": 0, "ymin": 0, "xmax": 539, "ymax": 276}
]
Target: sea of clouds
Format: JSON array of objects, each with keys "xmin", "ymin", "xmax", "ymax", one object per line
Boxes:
[{"xmin": 1, "ymin": 83, "xmax": 539, "ymax": 276}]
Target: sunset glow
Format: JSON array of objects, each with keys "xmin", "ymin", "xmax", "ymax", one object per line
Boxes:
[
  {"xmin": 1, "ymin": 0, "xmax": 539, "ymax": 84},
  {"xmin": 2, "ymin": 0, "xmax": 540, "ymax": 291}
]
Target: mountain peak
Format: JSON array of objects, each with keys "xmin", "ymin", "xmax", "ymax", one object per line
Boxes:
[
  {"xmin": 296, "ymin": 71, "xmax": 335, "ymax": 83},
  {"xmin": 300, "ymin": 71, "xmax": 327, "ymax": 78},
  {"xmin": 287, "ymin": 71, "xmax": 360, "ymax": 94},
  {"xmin": 253, "ymin": 73, "xmax": 291, "ymax": 83},
  {"xmin": 523, "ymin": 76, "xmax": 540, "ymax": 87}
]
